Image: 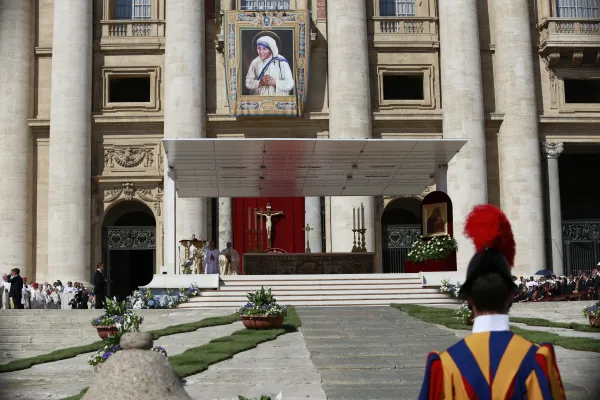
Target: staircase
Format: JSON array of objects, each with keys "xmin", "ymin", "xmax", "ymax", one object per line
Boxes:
[
  {"xmin": 179, "ymin": 273, "xmax": 457, "ymax": 309},
  {"xmin": 0, "ymin": 309, "xmax": 103, "ymax": 363}
]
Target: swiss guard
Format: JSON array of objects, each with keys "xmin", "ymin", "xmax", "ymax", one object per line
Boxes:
[{"xmin": 418, "ymin": 204, "xmax": 566, "ymax": 400}]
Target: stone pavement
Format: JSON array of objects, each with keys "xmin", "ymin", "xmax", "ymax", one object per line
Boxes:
[
  {"xmin": 297, "ymin": 307, "xmax": 458, "ymax": 400},
  {"xmin": 184, "ymin": 331, "xmax": 326, "ymax": 400}
]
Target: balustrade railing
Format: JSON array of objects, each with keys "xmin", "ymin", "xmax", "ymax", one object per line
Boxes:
[
  {"xmin": 101, "ymin": 20, "xmax": 165, "ymax": 38},
  {"xmin": 539, "ymin": 18, "xmax": 600, "ymax": 49},
  {"xmin": 373, "ymin": 17, "xmax": 436, "ymax": 35}
]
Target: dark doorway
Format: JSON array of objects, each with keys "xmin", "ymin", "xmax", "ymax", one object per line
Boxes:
[
  {"xmin": 102, "ymin": 202, "xmax": 156, "ymax": 301},
  {"xmin": 381, "ymin": 197, "xmax": 421, "ymax": 273},
  {"xmin": 559, "ymin": 149, "xmax": 600, "ymax": 275}
]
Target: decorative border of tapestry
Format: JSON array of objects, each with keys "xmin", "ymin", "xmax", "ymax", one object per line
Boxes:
[{"xmin": 224, "ymin": 10, "xmax": 310, "ymax": 117}]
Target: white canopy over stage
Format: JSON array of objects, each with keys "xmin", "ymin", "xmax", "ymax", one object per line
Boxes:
[
  {"xmin": 159, "ymin": 138, "xmax": 467, "ymax": 281},
  {"xmin": 162, "ymin": 138, "xmax": 467, "ymax": 198}
]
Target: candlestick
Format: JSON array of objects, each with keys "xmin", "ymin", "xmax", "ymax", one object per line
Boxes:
[
  {"xmin": 254, "ymin": 208, "xmax": 257, "ymax": 232},
  {"xmin": 353, "ymin": 207, "xmax": 356, "ymax": 230},
  {"xmin": 361, "ymin": 202, "xmax": 365, "ymax": 231},
  {"xmin": 248, "ymin": 207, "xmax": 251, "ymax": 229},
  {"xmin": 357, "ymin": 206, "xmax": 361, "ymax": 230}
]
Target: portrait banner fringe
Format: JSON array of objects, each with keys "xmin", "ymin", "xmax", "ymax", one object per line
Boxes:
[{"xmin": 224, "ymin": 10, "xmax": 310, "ymax": 117}]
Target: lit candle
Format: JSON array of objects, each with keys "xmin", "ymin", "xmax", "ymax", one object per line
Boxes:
[
  {"xmin": 248, "ymin": 207, "xmax": 251, "ymax": 229},
  {"xmin": 357, "ymin": 206, "xmax": 361, "ymax": 231},
  {"xmin": 353, "ymin": 207, "xmax": 356, "ymax": 230},
  {"xmin": 361, "ymin": 203, "xmax": 365, "ymax": 231}
]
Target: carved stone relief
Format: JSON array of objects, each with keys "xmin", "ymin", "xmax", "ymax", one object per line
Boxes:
[
  {"xmin": 543, "ymin": 53, "xmax": 560, "ymax": 108},
  {"xmin": 103, "ymin": 146, "xmax": 156, "ymax": 169},
  {"xmin": 100, "ymin": 182, "xmax": 163, "ymax": 217},
  {"xmin": 541, "ymin": 142, "xmax": 564, "ymax": 159}
]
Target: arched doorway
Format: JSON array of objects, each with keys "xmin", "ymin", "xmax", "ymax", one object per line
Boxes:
[
  {"xmin": 102, "ymin": 201, "xmax": 156, "ymax": 300},
  {"xmin": 381, "ymin": 197, "xmax": 422, "ymax": 273}
]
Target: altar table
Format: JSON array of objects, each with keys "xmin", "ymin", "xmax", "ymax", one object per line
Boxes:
[{"xmin": 242, "ymin": 252, "xmax": 375, "ymax": 275}]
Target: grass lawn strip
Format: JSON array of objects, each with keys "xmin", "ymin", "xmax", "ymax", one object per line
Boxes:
[
  {"xmin": 0, "ymin": 313, "xmax": 240, "ymax": 374},
  {"xmin": 392, "ymin": 304, "xmax": 600, "ymax": 353},
  {"xmin": 510, "ymin": 316, "xmax": 599, "ymax": 333},
  {"xmin": 64, "ymin": 307, "xmax": 302, "ymax": 400}
]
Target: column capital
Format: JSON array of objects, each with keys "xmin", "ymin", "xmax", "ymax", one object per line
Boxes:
[{"xmin": 541, "ymin": 142, "xmax": 564, "ymax": 159}]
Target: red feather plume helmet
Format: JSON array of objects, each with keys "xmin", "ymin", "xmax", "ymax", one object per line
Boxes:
[
  {"xmin": 458, "ymin": 204, "xmax": 517, "ymax": 297},
  {"xmin": 464, "ymin": 204, "xmax": 515, "ymax": 268}
]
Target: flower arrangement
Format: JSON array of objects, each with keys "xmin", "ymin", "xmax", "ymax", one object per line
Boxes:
[
  {"xmin": 238, "ymin": 393, "xmax": 282, "ymax": 400},
  {"xmin": 90, "ymin": 298, "xmax": 143, "ymax": 332},
  {"xmin": 455, "ymin": 301, "xmax": 474, "ymax": 325},
  {"xmin": 238, "ymin": 286, "xmax": 288, "ymax": 317},
  {"xmin": 126, "ymin": 284, "xmax": 202, "ymax": 310},
  {"xmin": 180, "ymin": 257, "xmax": 193, "ymax": 274},
  {"xmin": 407, "ymin": 235, "xmax": 458, "ymax": 263},
  {"xmin": 440, "ymin": 278, "xmax": 462, "ymax": 298},
  {"xmin": 583, "ymin": 303, "xmax": 600, "ymax": 319}
]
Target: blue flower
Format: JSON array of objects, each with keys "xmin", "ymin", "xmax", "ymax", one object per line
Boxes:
[{"xmin": 148, "ymin": 300, "xmax": 155, "ymax": 306}]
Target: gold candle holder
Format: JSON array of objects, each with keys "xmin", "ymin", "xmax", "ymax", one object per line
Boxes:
[
  {"xmin": 351, "ymin": 229, "xmax": 359, "ymax": 252},
  {"xmin": 359, "ymin": 228, "xmax": 367, "ymax": 252}
]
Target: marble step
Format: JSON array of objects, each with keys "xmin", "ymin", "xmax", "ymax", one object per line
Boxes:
[
  {"xmin": 218, "ymin": 283, "xmax": 426, "ymax": 291},
  {"xmin": 221, "ymin": 273, "xmax": 422, "ymax": 281},
  {"xmin": 221, "ymin": 278, "xmax": 423, "ymax": 286},
  {"xmin": 190, "ymin": 292, "xmax": 451, "ymax": 302},
  {"xmin": 203, "ymin": 288, "xmax": 441, "ymax": 297},
  {"xmin": 180, "ymin": 297, "xmax": 458, "ymax": 308}
]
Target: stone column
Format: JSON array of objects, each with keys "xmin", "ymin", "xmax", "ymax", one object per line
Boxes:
[
  {"xmin": 218, "ymin": 198, "xmax": 233, "ymax": 251},
  {"xmin": 434, "ymin": 165, "xmax": 448, "ymax": 194},
  {"xmin": 327, "ymin": 0, "xmax": 374, "ymax": 252},
  {"xmin": 164, "ymin": 0, "xmax": 207, "ymax": 245},
  {"xmin": 305, "ymin": 197, "xmax": 322, "ymax": 252},
  {"xmin": 0, "ymin": 1, "xmax": 34, "ymax": 276},
  {"xmin": 47, "ymin": 0, "xmax": 93, "ymax": 284},
  {"xmin": 542, "ymin": 142, "xmax": 564, "ymax": 276},
  {"xmin": 297, "ymin": 0, "xmax": 310, "ymax": 9},
  {"xmin": 493, "ymin": 0, "xmax": 545, "ymax": 276},
  {"xmin": 221, "ymin": 0, "xmax": 234, "ymax": 11},
  {"xmin": 438, "ymin": 0, "xmax": 488, "ymax": 270}
]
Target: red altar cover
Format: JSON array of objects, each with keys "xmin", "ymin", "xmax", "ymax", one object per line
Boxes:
[
  {"xmin": 232, "ymin": 197, "xmax": 306, "ymax": 271},
  {"xmin": 404, "ymin": 252, "xmax": 457, "ymax": 273}
]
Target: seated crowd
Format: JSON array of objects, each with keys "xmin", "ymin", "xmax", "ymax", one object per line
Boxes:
[
  {"xmin": 513, "ymin": 267, "xmax": 600, "ymax": 302},
  {"xmin": 1, "ymin": 274, "xmax": 94, "ymax": 309}
]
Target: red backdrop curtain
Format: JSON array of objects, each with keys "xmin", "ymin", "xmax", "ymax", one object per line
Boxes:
[{"xmin": 233, "ymin": 197, "xmax": 306, "ymax": 271}]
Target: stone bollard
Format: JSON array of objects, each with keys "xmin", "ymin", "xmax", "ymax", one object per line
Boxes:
[{"xmin": 83, "ymin": 332, "xmax": 191, "ymax": 400}]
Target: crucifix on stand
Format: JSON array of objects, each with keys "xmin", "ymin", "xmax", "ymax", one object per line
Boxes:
[
  {"xmin": 303, "ymin": 224, "xmax": 313, "ymax": 253},
  {"xmin": 256, "ymin": 203, "xmax": 284, "ymax": 249}
]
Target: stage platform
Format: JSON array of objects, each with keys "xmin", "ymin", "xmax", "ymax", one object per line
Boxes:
[{"xmin": 242, "ymin": 252, "xmax": 375, "ymax": 275}]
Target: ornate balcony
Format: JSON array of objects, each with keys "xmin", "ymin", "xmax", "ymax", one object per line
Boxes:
[
  {"xmin": 539, "ymin": 18, "xmax": 600, "ymax": 53},
  {"xmin": 371, "ymin": 17, "xmax": 439, "ymax": 49},
  {"xmin": 97, "ymin": 20, "xmax": 165, "ymax": 51}
]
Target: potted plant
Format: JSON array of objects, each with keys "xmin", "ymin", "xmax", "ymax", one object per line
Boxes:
[
  {"xmin": 238, "ymin": 286, "xmax": 287, "ymax": 330},
  {"xmin": 455, "ymin": 301, "xmax": 474, "ymax": 326},
  {"xmin": 90, "ymin": 298, "xmax": 143, "ymax": 339},
  {"xmin": 583, "ymin": 303, "xmax": 600, "ymax": 328}
]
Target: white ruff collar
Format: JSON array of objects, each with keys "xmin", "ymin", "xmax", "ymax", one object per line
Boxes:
[{"xmin": 472, "ymin": 314, "xmax": 510, "ymax": 333}]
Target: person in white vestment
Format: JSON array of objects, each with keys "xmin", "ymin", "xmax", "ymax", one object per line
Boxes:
[
  {"xmin": 21, "ymin": 276, "xmax": 30, "ymax": 309},
  {"xmin": 220, "ymin": 242, "xmax": 240, "ymax": 275},
  {"xmin": 204, "ymin": 241, "xmax": 220, "ymax": 275},
  {"xmin": 2, "ymin": 274, "xmax": 10, "ymax": 310},
  {"xmin": 245, "ymin": 35, "xmax": 294, "ymax": 96}
]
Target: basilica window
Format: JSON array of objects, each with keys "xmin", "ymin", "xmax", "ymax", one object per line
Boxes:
[
  {"xmin": 556, "ymin": 0, "xmax": 599, "ymax": 18},
  {"xmin": 564, "ymin": 79, "xmax": 600, "ymax": 103},
  {"xmin": 114, "ymin": 0, "xmax": 151, "ymax": 20},
  {"xmin": 379, "ymin": 0, "xmax": 416, "ymax": 17},
  {"xmin": 240, "ymin": 0, "xmax": 291, "ymax": 11}
]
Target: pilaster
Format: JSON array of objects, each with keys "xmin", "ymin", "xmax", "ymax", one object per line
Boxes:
[
  {"xmin": 305, "ymin": 197, "xmax": 322, "ymax": 252},
  {"xmin": 47, "ymin": 0, "xmax": 93, "ymax": 284},
  {"xmin": 542, "ymin": 142, "xmax": 565, "ymax": 276},
  {"xmin": 438, "ymin": 0, "xmax": 488, "ymax": 272},
  {"xmin": 0, "ymin": 1, "xmax": 34, "ymax": 277},
  {"xmin": 493, "ymin": 0, "xmax": 545, "ymax": 276},
  {"xmin": 327, "ymin": 0, "xmax": 374, "ymax": 252}
]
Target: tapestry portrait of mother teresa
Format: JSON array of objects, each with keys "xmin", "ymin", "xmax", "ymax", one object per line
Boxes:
[{"xmin": 224, "ymin": 11, "xmax": 310, "ymax": 117}]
